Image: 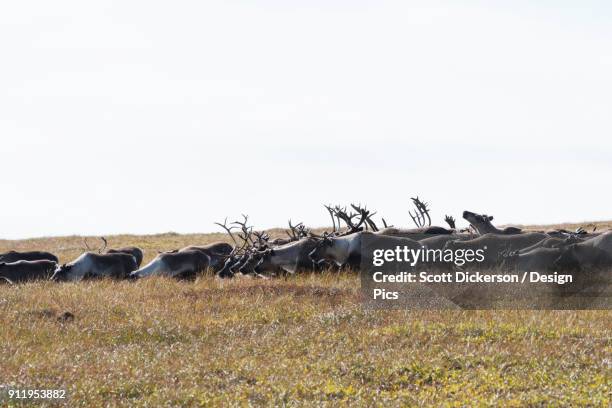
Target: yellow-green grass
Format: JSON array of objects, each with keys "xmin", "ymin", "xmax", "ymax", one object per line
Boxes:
[{"xmin": 0, "ymin": 224, "xmax": 611, "ymax": 406}]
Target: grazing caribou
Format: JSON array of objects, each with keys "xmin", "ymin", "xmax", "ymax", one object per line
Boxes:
[
  {"xmin": 0, "ymin": 260, "xmax": 57, "ymax": 283},
  {"xmin": 443, "ymin": 232, "xmax": 548, "ymax": 267},
  {"xmin": 180, "ymin": 242, "xmax": 233, "ymax": 255},
  {"xmin": 51, "ymin": 252, "xmax": 138, "ymax": 281},
  {"xmin": 574, "ymin": 231, "xmax": 612, "ymax": 256},
  {"xmin": 505, "ymin": 244, "xmax": 612, "ymax": 272},
  {"xmin": 0, "ymin": 250, "xmax": 58, "ymax": 264},
  {"xmin": 83, "ymin": 237, "xmax": 145, "ymax": 267},
  {"xmin": 130, "ymin": 250, "xmax": 210, "ymax": 279},
  {"xmin": 107, "ymin": 247, "xmax": 144, "ymax": 268},
  {"xmin": 516, "ymin": 236, "xmax": 583, "ymax": 254},
  {"xmin": 557, "ymin": 245, "xmax": 612, "ymax": 271},
  {"xmin": 251, "ymin": 237, "xmax": 321, "ymax": 274},
  {"xmin": 308, "ymin": 231, "xmax": 423, "ymax": 269},
  {"xmin": 179, "ymin": 242, "xmax": 233, "ymax": 271},
  {"xmin": 462, "ymin": 211, "xmax": 523, "ymax": 235}
]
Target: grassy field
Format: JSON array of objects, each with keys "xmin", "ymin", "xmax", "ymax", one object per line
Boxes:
[{"xmin": 0, "ymin": 226, "xmax": 611, "ymax": 406}]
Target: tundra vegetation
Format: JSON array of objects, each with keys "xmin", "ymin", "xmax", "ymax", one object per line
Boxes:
[{"xmin": 0, "ymin": 217, "xmax": 611, "ymax": 406}]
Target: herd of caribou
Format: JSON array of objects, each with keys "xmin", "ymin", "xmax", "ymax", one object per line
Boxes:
[{"xmin": 1, "ymin": 198, "xmax": 611, "ymax": 285}]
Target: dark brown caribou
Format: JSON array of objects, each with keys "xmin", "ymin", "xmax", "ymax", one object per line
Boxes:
[
  {"xmin": 443, "ymin": 232, "xmax": 548, "ymax": 267},
  {"xmin": 179, "ymin": 242, "xmax": 233, "ymax": 271},
  {"xmin": 107, "ymin": 247, "xmax": 144, "ymax": 268},
  {"xmin": 83, "ymin": 237, "xmax": 145, "ymax": 268},
  {"xmin": 504, "ymin": 244, "xmax": 612, "ymax": 272},
  {"xmin": 0, "ymin": 250, "xmax": 58, "ymax": 264},
  {"xmin": 0, "ymin": 260, "xmax": 57, "ymax": 283},
  {"xmin": 462, "ymin": 210, "xmax": 522, "ymax": 235}
]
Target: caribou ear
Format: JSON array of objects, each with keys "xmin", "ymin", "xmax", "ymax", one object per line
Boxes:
[{"xmin": 488, "ymin": 216, "xmax": 494, "ymax": 221}]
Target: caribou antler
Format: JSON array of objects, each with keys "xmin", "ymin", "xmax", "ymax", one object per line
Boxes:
[
  {"xmin": 409, "ymin": 197, "xmax": 431, "ymax": 228},
  {"xmin": 325, "ymin": 205, "xmax": 347, "ymax": 233},
  {"xmin": 214, "ymin": 217, "xmax": 239, "ymax": 247},
  {"xmin": 286, "ymin": 220, "xmax": 310, "ymax": 241},
  {"xmin": 99, "ymin": 237, "xmax": 108, "ymax": 253},
  {"xmin": 381, "ymin": 218, "xmax": 393, "ymax": 228},
  {"xmin": 83, "ymin": 237, "xmax": 107, "ymax": 254},
  {"xmin": 232, "ymin": 214, "xmax": 255, "ymax": 247},
  {"xmin": 336, "ymin": 206, "xmax": 367, "ymax": 233},
  {"xmin": 351, "ymin": 204, "xmax": 379, "ymax": 232},
  {"xmin": 444, "ymin": 215, "xmax": 456, "ymax": 229},
  {"xmin": 253, "ymin": 231, "xmax": 270, "ymax": 249},
  {"xmin": 296, "ymin": 223, "xmax": 309, "ymax": 238},
  {"xmin": 333, "ymin": 205, "xmax": 350, "ymax": 230},
  {"xmin": 324, "ymin": 205, "xmax": 338, "ymax": 233}
]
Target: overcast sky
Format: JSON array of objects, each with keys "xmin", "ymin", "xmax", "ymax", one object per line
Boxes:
[{"xmin": 1, "ymin": 1, "xmax": 611, "ymax": 239}]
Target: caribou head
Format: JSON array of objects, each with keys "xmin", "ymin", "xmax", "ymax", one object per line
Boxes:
[
  {"xmin": 463, "ymin": 210, "xmax": 522, "ymax": 235},
  {"xmin": 51, "ymin": 263, "xmax": 75, "ymax": 282}
]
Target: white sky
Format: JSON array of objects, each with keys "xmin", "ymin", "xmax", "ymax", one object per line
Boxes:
[{"xmin": 1, "ymin": 1, "xmax": 611, "ymax": 239}]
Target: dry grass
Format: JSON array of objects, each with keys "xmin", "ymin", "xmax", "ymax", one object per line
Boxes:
[{"xmin": 1, "ymin": 225, "xmax": 611, "ymax": 406}]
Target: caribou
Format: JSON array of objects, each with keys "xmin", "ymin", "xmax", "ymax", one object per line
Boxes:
[
  {"xmin": 505, "ymin": 244, "xmax": 612, "ymax": 272},
  {"xmin": 462, "ymin": 211, "xmax": 523, "ymax": 235},
  {"xmin": 574, "ymin": 231, "xmax": 612, "ymax": 255},
  {"xmin": 377, "ymin": 226, "xmax": 454, "ymax": 240},
  {"xmin": 2, "ymin": 197, "xmax": 607, "ymax": 286},
  {"xmin": 0, "ymin": 260, "xmax": 57, "ymax": 283},
  {"xmin": 443, "ymin": 232, "xmax": 548, "ymax": 267},
  {"xmin": 84, "ymin": 237, "xmax": 145, "ymax": 268},
  {"xmin": 180, "ymin": 242, "xmax": 233, "ymax": 255},
  {"xmin": 107, "ymin": 247, "xmax": 144, "ymax": 268},
  {"xmin": 418, "ymin": 234, "xmax": 474, "ymax": 250},
  {"xmin": 252, "ymin": 237, "xmax": 321, "ymax": 274},
  {"xmin": 0, "ymin": 250, "xmax": 58, "ymax": 264},
  {"xmin": 376, "ymin": 198, "xmax": 454, "ymax": 238},
  {"xmin": 553, "ymin": 231, "xmax": 612, "ymax": 267},
  {"xmin": 130, "ymin": 250, "xmax": 210, "ymax": 279},
  {"xmin": 51, "ymin": 252, "xmax": 138, "ymax": 281},
  {"xmin": 516, "ymin": 236, "xmax": 583, "ymax": 254},
  {"xmin": 178, "ymin": 242, "xmax": 233, "ymax": 271},
  {"xmin": 308, "ymin": 231, "xmax": 424, "ymax": 269}
]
